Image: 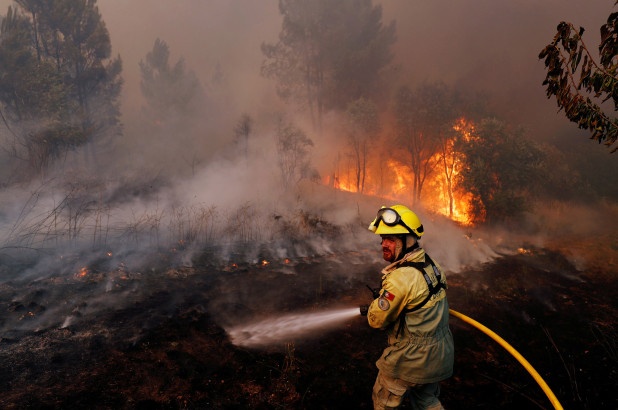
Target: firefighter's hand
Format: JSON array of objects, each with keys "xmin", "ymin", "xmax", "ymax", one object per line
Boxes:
[
  {"xmin": 372, "ymin": 288, "xmax": 381, "ymax": 299},
  {"xmin": 359, "ymin": 305, "xmax": 369, "ymax": 316},
  {"xmin": 366, "ymin": 285, "xmax": 381, "ymax": 299}
]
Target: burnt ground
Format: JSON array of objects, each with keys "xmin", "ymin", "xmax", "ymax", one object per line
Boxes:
[{"xmin": 0, "ymin": 238, "xmax": 616, "ymax": 409}]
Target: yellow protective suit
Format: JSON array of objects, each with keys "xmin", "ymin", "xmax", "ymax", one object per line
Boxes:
[{"xmin": 367, "ymin": 247, "xmax": 454, "ymax": 384}]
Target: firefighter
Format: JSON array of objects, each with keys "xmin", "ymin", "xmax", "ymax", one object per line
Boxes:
[{"xmin": 363, "ymin": 205, "xmax": 454, "ymax": 410}]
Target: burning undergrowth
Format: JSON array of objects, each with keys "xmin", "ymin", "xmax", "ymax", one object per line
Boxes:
[
  {"xmin": 0, "ymin": 175, "xmax": 381, "ymax": 344},
  {"xmin": 1, "ymin": 159, "xmax": 614, "ymax": 407}
]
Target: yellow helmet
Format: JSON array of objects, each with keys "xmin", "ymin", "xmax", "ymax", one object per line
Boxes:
[{"xmin": 368, "ymin": 205, "xmax": 424, "ymax": 237}]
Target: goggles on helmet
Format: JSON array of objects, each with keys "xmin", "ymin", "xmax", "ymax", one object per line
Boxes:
[{"xmin": 372, "ymin": 208, "xmax": 415, "ymax": 234}]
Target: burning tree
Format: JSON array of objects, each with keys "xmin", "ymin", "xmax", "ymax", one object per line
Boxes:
[
  {"xmin": 393, "ymin": 83, "xmax": 460, "ymax": 205},
  {"xmin": 344, "ymin": 97, "xmax": 381, "ymax": 194},
  {"xmin": 437, "ymin": 118, "xmax": 473, "ymax": 220}
]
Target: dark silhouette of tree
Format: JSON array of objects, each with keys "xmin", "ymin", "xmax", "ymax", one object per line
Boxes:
[
  {"xmin": 0, "ymin": 0, "xmax": 122, "ymax": 176},
  {"xmin": 24, "ymin": 0, "xmax": 122, "ymax": 145},
  {"xmin": 233, "ymin": 113, "xmax": 253, "ymax": 161},
  {"xmin": 539, "ymin": 9, "xmax": 618, "ymax": 152},
  {"xmin": 345, "ymin": 97, "xmax": 380, "ymax": 193},
  {"xmin": 261, "ymin": 0, "xmax": 396, "ymax": 132},
  {"xmin": 0, "ymin": 6, "xmax": 81, "ymax": 175},
  {"xmin": 139, "ymin": 38, "xmax": 210, "ymax": 174},
  {"xmin": 139, "ymin": 38, "xmax": 205, "ymax": 123},
  {"xmin": 275, "ymin": 118, "xmax": 314, "ymax": 189}
]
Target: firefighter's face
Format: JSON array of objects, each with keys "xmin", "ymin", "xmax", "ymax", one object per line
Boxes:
[{"xmin": 381, "ymin": 237, "xmax": 398, "ymax": 262}]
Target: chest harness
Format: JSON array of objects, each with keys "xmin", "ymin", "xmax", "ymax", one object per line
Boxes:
[{"xmin": 390, "ymin": 254, "xmax": 446, "ymax": 338}]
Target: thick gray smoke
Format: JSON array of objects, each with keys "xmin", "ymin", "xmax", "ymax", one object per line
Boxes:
[{"xmin": 0, "ymin": 0, "xmax": 616, "ymax": 339}]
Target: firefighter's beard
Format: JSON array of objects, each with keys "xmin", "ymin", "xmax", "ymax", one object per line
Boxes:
[{"xmin": 382, "ymin": 237, "xmax": 403, "ymax": 262}]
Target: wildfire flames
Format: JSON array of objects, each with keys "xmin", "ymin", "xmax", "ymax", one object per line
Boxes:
[
  {"xmin": 226, "ymin": 258, "xmax": 292, "ymax": 271},
  {"xmin": 76, "ymin": 267, "xmax": 90, "ymax": 278},
  {"xmin": 326, "ymin": 118, "xmax": 477, "ymax": 226}
]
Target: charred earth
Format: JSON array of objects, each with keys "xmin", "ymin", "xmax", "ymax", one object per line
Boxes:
[{"xmin": 0, "ymin": 238, "xmax": 616, "ymax": 409}]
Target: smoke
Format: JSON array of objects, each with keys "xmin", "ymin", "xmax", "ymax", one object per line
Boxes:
[
  {"xmin": 379, "ymin": 0, "xmax": 616, "ymax": 138},
  {"xmin": 89, "ymin": 0, "xmax": 616, "ymax": 177},
  {"xmin": 0, "ymin": 0, "xmax": 616, "ymax": 343},
  {"xmin": 95, "ymin": 0, "xmax": 282, "ymax": 137}
]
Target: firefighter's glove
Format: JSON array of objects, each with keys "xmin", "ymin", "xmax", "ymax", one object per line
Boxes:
[
  {"xmin": 359, "ymin": 305, "xmax": 369, "ymax": 316},
  {"xmin": 366, "ymin": 284, "xmax": 381, "ymax": 300}
]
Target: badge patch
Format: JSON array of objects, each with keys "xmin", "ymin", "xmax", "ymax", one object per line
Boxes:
[
  {"xmin": 383, "ymin": 290, "xmax": 395, "ymax": 301},
  {"xmin": 378, "ymin": 297, "xmax": 390, "ymax": 311}
]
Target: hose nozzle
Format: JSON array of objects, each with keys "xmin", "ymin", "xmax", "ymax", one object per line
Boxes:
[{"xmin": 359, "ymin": 305, "xmax": 369, "ymax": 316}]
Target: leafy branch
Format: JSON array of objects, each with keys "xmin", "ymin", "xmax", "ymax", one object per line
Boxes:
[{"xmin": 539, "ymin": 11, "xmax": 618, "ymax": 153}]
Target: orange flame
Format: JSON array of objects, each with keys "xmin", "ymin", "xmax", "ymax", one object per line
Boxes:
[
  {"xmin": 453, "ymin": 117, "xmax": 475, "ymax": 141},
  {"xmin": 77, "ymin": 267, "xmax": 89, "ymax": 277},
  {"xmin": 326, "ymin": 117, "xmax": 478, "ymax": 226},
  {"xmin": 387, "ymin": 159, "xmax": 408, "ymax": 196}
]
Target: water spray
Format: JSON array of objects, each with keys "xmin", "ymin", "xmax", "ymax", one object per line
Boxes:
[
  {"xmin": 227, "ymin": 307, "xmax": 359, "ymax": 347},
  {"xmin": 227, "ymin": 302, "xmax": 563, "ymax": 409}
]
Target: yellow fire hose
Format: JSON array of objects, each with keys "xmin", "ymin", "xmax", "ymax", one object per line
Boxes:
[{"xmin": 449, "ymin": 309, "xmax": 564, "ymax": 410}]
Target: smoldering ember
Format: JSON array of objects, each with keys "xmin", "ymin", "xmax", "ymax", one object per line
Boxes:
[{"xmin": 0, "ymin": 0, "xmax": 617, "ymax": 409}]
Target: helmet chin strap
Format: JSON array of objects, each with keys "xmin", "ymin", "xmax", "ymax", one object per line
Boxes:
[{"xmin": 394, "ymin": 235, "xmax": 419, "ymax": 261}]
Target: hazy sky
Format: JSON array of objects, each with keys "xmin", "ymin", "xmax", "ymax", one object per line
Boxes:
[
  {"xmin": 378, "ymin": 0, "xmax": 616, "ymax": 137},
  {"xmin": 0, "ymin": 0, "xmax": 616, "ymax": 142}
]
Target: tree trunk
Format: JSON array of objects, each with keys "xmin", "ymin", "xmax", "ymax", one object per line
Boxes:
[{"xmin": 31, "ymin": 10, "xmax": 41, "ymax": 61}]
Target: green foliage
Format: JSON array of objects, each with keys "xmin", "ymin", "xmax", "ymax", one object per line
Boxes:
[
  {"xmin": 458, "ymin": 119, "xmax": 546, "ymax": 224},
  {"xmin": 539, "ymin": 10, "xmax": 618, "ymax": 152},
  {"xmin": 0, "ymin": 6, "xmax": 84, "ymax": 173},
  {"xmin": 550, "ymin": 138, "xmax": 618, "ymax": 200},
  {"xmin": 29, "ymin": 0, "xmax": 122, "ymax": 137},
  {"xmin": 0, "ymin": 0, "xmax": 122, "ymax": 177},
  {"xmin": 534, "ymin": 143, "xmax": 587, "ymax": 201},
  {"xmin": 262, "ymin": 0, "xmax": 396, "ymax": 131}
]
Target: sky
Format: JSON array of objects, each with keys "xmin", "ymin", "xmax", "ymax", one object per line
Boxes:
[
  {"xmin": 91, "ymin": 0, "xmax": 617, "ymax": 140},
  {"xmin": 0, "ymin": 0, "xmax": 615, "ymax": 142},
  {"xmin": 378, "ymin": 0, "xmax": 616, "ymax": 138}
]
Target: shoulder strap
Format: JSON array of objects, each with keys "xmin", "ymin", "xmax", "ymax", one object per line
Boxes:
[{"xmin": 395, "ymin": 254, "xmax": 446, "ymax": 338}]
